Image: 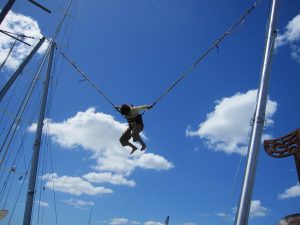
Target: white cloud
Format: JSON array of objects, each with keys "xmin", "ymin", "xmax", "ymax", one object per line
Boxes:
[
  {"xmin": 83, "ymin": 172, "xmax": 136, "ymax": 187},
  {"xmin": 275, "ymin": 14, "xmax": 300, "ymax": 63},
  {"xmin": 41, "ymin": 173, "xmax": 113, "ymax": 196},
  {"xmin": 217, "ymin": 212, "xmax": 226, "ymax": 217},
  {"xmin": 186, "ymin": 90, "xmax": 277, "ymax": 155},
  {"xmin": 105, "ymin": 218, "xmax": 142, "ymax": 225},
  {"xmin": 109, "ymin": 218, "xmax": 129, "ymax": 225},
  {"xmin": 249, "ymin": 200, "xmax": 269, "ymax": 217},
  {"xmin": 290, "ymin": 45, "xmax": 300, "ymax": 63},
  {"xmin": 144, "ymin": 221, "xmax": 164, "ymax": 225},
  {"xmin": 276, "ymin": 14, "xmax": 300, "ymax": 47},
  {"xmin": 134, "ymin": 153, "xmax": 174, "ymax": 170},
  {"xmin": 35, "ymin": 200, "xmax": 49, "ymax": 207},
  {"xmin": 232, "ymin": 200, "xmax": 269, "ymax": 218},
  {"xmin": 29, "ymin": 107, "xmax": 173, "ymax": 176},
  {"xmin": 30, "ymin": 108, "xmax": 173, "ymax": 195},
  {"xmin": 216, "ymin": 211, "xmax": 234, "ymax": 222},
  {"xmin": 0, "ymin": 11, "xmax": 48, "ymax": 71},
  {"xmin": 62, "ymin": 198, "xmax": 94, "ymax": 209},
  {"xmin": 278, "ymin": 183, "xmax": 300, "ymax": 199}
]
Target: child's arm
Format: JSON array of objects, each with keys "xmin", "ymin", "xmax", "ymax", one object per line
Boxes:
[{"xmin": 134, "ymin": 105, "xmax": 149, "ymax": 111}]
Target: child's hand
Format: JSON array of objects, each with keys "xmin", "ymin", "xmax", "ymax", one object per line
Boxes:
[{"xmin": 147, "ymin": 104, "xmax": 153, "ymax": 110}]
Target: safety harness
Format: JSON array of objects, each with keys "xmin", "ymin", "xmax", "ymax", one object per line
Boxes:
[{"xmin": 126, "ymin": 114, "xmax": 144, "ymax": 130}]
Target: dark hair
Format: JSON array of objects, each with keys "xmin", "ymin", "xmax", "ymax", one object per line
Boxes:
[{"xmin": 120, "ymin": 104, "xmax": 131, "ymax": 115}]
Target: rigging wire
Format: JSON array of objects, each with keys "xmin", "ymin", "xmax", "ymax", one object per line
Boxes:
[
  {"xmin": 0, "ymin": 82, "xmax": 45, "ymax": 223},
  {"xmin": 0, "ymin": 70, "xmax": 22, "ymax": 139},
  {"xmin": 0, "ymin": 76, "xmax": 42, "ymax": 203},
  {"xmin": 0, "ymin": 44, "xmax": 52, "ymax": 224},
  {"xmin": 151, "ymin": 2, "xmax": 257, "ymax": 108},
  {"xmin": 0, "ymin": 30, "xmax": 31, "ymax": 46},
  {"xmin": 220, "ymin": 143, "xmax": 248, "ymax": 225},
  {"xmin": 49, "ymin": 133, "xmax": 59, "ymax": 225},
  {"xmin": 7, "ymin": 160, "xmax": 31, "ymax": 225},
  {"xmin": 59, "ymin": 50, "xmax": 116, "ymax": 108},
  {"xmin": 42, "ymin": 47, "xmax": 60, "ymax": 225},
  {"xmin": 58, "ymin": 1, "xmax": 257, "ymax": 112},
  {"xmin": 0, "ymin": 81, "xmax": 44, "ymax": 216},
  {"xmin": 88, "ymin": 206, "xmax": 94, "ymax": 225},
  {"xmin": 36, "ymin": 132, "xmax": 48, "ymax": 225},
  {"xmin": 220, "ymin": 96, "xmax": 260, "ymax": 225},
  {"xmin": 0, "ymin": 29, "xmax": 40, "ymax": 40},
  {"xmin": 2, "ymin": 170, "xmax": 15, "ymax": 208},
  {"xmin": 0, "ymin": 56, "xmax": 48, "ymax": 168},
  {"xmin": 0, "ymin": 35, "xmax": 19, "ymax": 70},
  {"xmin": 39, "ymin": 1, "xmax": 67, "ymax": 35},
  {"xmin": 0, "ymin": 1, "xmax": 75, "ymax": 224}
]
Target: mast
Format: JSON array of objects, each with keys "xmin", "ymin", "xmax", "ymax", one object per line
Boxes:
[
  {"xmin": 22, "ymin": 1, "xmax": 72, "ymax": 225},
  {"xmin": 0, "ymin": 0, "xmax": 16, "ymax": 25},
  {"xmin": 234, "ymin": 0, "xmax": 279, "ymax": 225},
  {"xmin": 22, "ymin": 41, "xmax": 55, "ymax": 225},
  {"xmin": 0, "ymin": 37, "xmax": 45, "ymax": 102}
]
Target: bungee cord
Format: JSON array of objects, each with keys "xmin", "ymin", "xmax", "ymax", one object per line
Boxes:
[
  {"xmin": 59, "ymin": 50, "xmax": 117, "ymax": 108},
  {"xmin": 151, "ymin": 2, "xmax": 257, "ymax": 108},
  {"xmin": 59, "ymin": 2, "xmax": 257, "ymax": 113}
]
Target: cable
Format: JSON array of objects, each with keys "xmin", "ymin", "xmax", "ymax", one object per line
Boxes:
[
  {"xmin": 0, "ymin": 35, "xmax": 19, "ymax": 70},
  {"xmin": 220, "ymin": 95, "xmax": 259, "ymax": 225},
  {"xmin": 58, "ymin": 2, "xmax": 256, "ymax": 113},
  {"xmin": 151, "ymin": 2, "xmax": 257, "ymax": 108},
  {"xmin": 59, "ymin": 50, "xmax": 116, "ymax": 108}
]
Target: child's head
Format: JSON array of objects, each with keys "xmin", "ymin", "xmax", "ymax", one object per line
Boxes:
[{"xmin": 120, "ymin": 104, "xmax": 131, "ymax": 115}]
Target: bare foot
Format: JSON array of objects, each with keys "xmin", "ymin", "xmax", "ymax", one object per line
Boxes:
[
  {"xmin": 141, "ymin": 145, "xmax": 147, "ymax": 151},
  {"xmin": 130, "ymin": 146, "xmax": 138, "ymax": 154}
]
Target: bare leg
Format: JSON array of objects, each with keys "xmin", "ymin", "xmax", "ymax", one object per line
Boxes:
[{"xmin": 120, "ymin": 127, "xmax": 137, "ymax": 153}]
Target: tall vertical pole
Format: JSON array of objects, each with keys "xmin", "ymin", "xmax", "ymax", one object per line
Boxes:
[
  {"xmin": 22, "ymin": 42, "xmax": 55, "ymax": 225},
  {"xmin": 234, "ymin": 0, "xmax": 279, "ymax": 225},
  {"xmin": 0, "ymin": 0, "xmax": 16, "ymax": 25},
  {"xmin": 0, "ymin": 37, "xmax": 45, "ymax": 102},
  {"xmin": 22, "ymin": 2, "xmax": 72, "ymax": 224}
]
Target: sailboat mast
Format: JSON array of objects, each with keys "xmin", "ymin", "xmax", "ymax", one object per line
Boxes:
[
  {"xmin": 22, "ymin": 42, "xmax": 55, "ymax": 225},
  {"xmin": 0, "ymin": 37, "xmax": 45, "ymax": 103},
  {"xmin": 0, "ymin": 0, "xmax": 16, "ymax": 25},
  {"xmin": 234, "ymin": 0, "xmax": 279, "ymax": 225},
  {"xmin": 22, "ymin": 1, "xmax": 72, "ymax": 225}
]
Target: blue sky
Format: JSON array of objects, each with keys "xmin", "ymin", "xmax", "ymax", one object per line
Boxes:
[{"xmin": 0, "ymin": 0, "xmax": 300, "ymax": 225}]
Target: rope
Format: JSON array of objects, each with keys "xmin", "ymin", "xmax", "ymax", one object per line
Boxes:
[
  {"xmin": 151, "ymin": 2, "xmax": 257, "ymax": 108},
  {"xmin": 59, "ymin": 2, "xmax": 256, "ymax": 112},
  {"xmin": 220, "ymin": 96, "xmax": 259, "ymax": 225},
  {"xmin": 49, "ymin": 133, "xmax": 59, "ymax": 225},
  {"xmin": 59, "ymin": 50, "xmax": 116, "ymax": 108}
]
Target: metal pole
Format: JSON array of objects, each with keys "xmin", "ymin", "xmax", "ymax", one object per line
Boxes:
[
  {"xmin": 0, "ymin": 0, "xmax": 16, "ymax": 25},
  {"xmin": 234, "ymin": 0, "xmax": 279, "ymax": 225},
  {"xmin": 22, "ymin": 2, "xmax": 72, "ymax": 224},
  {"xmin": 296, "ymin": 129, "xmax": 300, "ymax": 182},
  {"xmin": 22, "ymin": 42, "xmax": 55, "ymax": 225},
  {"xmin": 0, "ymin": 37, "xmax": 45, "ymax": 102}
]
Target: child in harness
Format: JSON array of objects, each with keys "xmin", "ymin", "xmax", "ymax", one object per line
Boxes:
[{"xmin": 116, "ymin": 104, "xmax": 153, "ymax": 154}]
